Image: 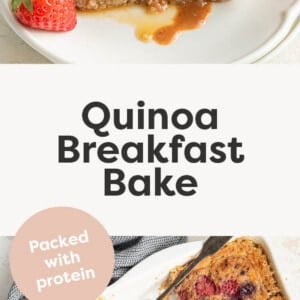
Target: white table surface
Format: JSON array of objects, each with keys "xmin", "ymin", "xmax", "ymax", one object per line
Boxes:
[{"xmin": 0, "ymin": 13, "xmax": 299, "ymax": 64}]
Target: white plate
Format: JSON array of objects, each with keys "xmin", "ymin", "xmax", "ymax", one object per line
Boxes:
[
  {"xmin": 1, "ymin": 0, "xmax": 300, "ymax": 63},
  {"xmin": 257, "ymin": 17, "xmax": 300, "ymax": 63},
  {"xmin": 101, "ymin": 237, "xmax": 300, "ymax": 299}
]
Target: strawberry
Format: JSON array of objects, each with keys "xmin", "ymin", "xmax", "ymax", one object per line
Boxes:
[{"xmin": 12, "ymin": 0, "xmax": 77, "ymax": 32}]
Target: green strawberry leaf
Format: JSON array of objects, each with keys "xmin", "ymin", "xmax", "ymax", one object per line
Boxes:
[
  {"xmin": 11, "ymin": 0, "xmax": 22, "ymax": 11},
  {"xmin": 23, "ymin": 0, "xmax": 33, "ymax": 12}
]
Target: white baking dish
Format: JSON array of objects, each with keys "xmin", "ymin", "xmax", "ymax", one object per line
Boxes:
[{"xmin": 100, "ymin": 237, "xmax": 300, "ymax": 299}]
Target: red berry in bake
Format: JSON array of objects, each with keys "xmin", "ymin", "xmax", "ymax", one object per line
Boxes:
[
  {"xmin": 178, "ymin": 289, "xmax": 188, "ymax": 300},
  {"xmin": 239, "ymin": 282, "xmax": 256, "ymax": 297},
  {"xmin": 220, "ymin": 279, "xmax": 240, "ymax": 297},
  {"xmin": 195, "ymin": 275, "xmax": 218, "ymax": 297}
]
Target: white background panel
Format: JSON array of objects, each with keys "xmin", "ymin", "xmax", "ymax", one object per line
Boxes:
[{"xmin": 0, "ymin": 65, "xmax": 299, "ymax": 235}]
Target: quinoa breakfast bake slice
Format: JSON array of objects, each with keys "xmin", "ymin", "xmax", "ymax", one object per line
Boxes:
[{"xmin": 75, "ymin": 0, "xmax": 228, "ymax": 12}]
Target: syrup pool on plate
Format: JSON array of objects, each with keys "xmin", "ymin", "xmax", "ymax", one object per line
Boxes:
[{"xmin": 78, "ymin": 2, "xmax": 212, "ymax": 45}]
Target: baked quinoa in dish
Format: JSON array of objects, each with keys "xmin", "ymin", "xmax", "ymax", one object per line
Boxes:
[{"xmin": 165, "ymin": 238, "xmax": 286, "ymax": 300}]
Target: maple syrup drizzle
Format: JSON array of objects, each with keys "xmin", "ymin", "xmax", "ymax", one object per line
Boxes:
[{"xmin": 78, "ymin": 2, "xmax": 212, "ymax": 45}]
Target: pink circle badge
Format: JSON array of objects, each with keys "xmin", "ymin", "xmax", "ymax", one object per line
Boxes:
[{"xmin": 10, "ymin": 207, "xmax": 114, "ymax": 300}]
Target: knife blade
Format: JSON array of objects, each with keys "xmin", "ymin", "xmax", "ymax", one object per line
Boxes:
[{"xmin": 156, "ymin": 236, "xmax": 232, "ymax": 300}]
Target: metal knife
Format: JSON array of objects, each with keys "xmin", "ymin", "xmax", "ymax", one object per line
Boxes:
[{"xmin": 156, "ymin": 236, "xmax": 232, "ymax": 300}]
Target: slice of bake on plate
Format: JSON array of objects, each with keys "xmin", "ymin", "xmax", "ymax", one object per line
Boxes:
[
  {"xmin": 165, "ymin": 238, "xmax": 286, "ymax": 300},
  {"xmin": 75, "ymin": 0, "xmax": 226, "ymax": 12}
]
